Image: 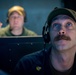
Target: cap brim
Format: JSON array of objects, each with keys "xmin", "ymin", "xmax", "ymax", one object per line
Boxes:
[
  {"xmin": 47, "ymin": 8, "xmax": 76, "ymax": 25},
  {"xmin": 8, "ymin": 10, "xmax": 23, "ymax": 17}
]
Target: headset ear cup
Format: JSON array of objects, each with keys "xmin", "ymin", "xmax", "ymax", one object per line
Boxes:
[
  {"xmin": 24, "ymin": 11, "xmax": 27, "ymax": 22},
  {"xmin": 45, "ymin": 32, "xmax": 50, "ymax": 43},
  {"xmin": 24, "ymin": 16, "xmax": 26, "ymax": 22},
  {"xmin": 42, "ymin": 25, "xmax": 50, "ymax": 43},
  {"xmin": 6, "ymin": 18, "xmax": 9, "ymax": 23},
  {"xmin": 43, "ymin": 32, "xmax": 50, "ymax": 43}
]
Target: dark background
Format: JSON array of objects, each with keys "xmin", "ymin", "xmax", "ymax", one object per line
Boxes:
[{"xmin": 63, "ymin": 0, "xmax": 76, "ymax": 11}]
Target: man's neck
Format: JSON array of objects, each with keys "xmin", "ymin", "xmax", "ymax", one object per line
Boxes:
[
  {"xmin": 50, "ymin": 48, "xmax": 75, "ymax": 72},
  {"xmin": 11, "ymin": 28, "xmax": 23, "ymax": 36}
]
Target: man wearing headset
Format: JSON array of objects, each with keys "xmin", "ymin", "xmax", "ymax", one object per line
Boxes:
[
  {"xmin": 0, "ymin": 5, "xmax": 37, "ymax": 36},
  {"xmin": 14, "ymin": 8, "xmax": 76, "ymax": 75}
]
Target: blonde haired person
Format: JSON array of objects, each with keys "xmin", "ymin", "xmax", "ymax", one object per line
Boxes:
[{"xmin": 0, "ymin": 6, "xmax": 37, "ymax": 36}]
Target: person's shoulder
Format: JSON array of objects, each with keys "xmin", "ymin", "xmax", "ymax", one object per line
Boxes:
[
  {"xmin": 0, "ymin": 25, "xmax": 9, "ymax": 31},
  {"xmin": 20, "ymin": 47, "xmax": 51, "ymax": 62},
  {"xmin": 0, "ymin": 25, "xmax": 9, "ymax": 36},
  {"xmin": 24, "ymin": 27, "xmax": 37, "ymax": 36},
  {"xmin": 23, "ymin": 49, "xmax": 44, "ymax": 58},
  {"xmin": 20, "ymin": 49, "xmax": 45, "ymax": 63},
  {"xmin": 0, "ymin": 28, "xmax": 6, "ymax": 36}
]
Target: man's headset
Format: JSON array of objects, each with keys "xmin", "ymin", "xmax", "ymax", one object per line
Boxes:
[
  {"xmin": 42, "ymin": 7, "xmax": 59, "ymax": 43},
  {"xmin": 42, "ymin": 21, "xmax": 50, "ymax": 43}
]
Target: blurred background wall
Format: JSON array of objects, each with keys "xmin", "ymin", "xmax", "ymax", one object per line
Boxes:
[
  {"xmin": 0, "ymin": 0, "xmax": 64, "ymax": 35},
  {"xmin": 0, "ymin": 0, "xmax": 66, "ymax": 35}
]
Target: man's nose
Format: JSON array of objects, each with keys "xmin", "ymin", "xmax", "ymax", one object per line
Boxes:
[{"xmin": 58, "ymin": 27, "xmax": 66, "ymax": 35}]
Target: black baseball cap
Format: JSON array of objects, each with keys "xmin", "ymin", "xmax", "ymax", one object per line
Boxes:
[{"xmin": 47, "ymin": 7, "xmax": 76, "ymax": 25}]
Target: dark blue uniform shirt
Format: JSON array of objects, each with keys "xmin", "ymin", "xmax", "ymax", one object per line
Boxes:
[{"xmin": 14, "ymin": 47, "xmax": 76, "ymax": 75}]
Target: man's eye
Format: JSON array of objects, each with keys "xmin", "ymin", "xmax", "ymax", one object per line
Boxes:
[
  {"xmin": 66, "ymin": 23, "xmax": 72, "ymax": 27},
  {"xmin": 52, "ymin": 23, "xmax": 60, "ymax": 30},
  {"xmin": 66, "ymin": 23, "xmax": 74, "ymax": 29},
  {"xmin": 53, "ymin": 23, "xmax": 60, "ymax": 28}
]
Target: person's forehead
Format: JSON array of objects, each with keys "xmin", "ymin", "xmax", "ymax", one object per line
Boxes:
[
  {"xmin": 53, "ymin": 15, "xmax": 74, "ymax": 20},
  {"xmin": 51, "ymin": 15, "xmax": 75, "ymax": 23}
]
